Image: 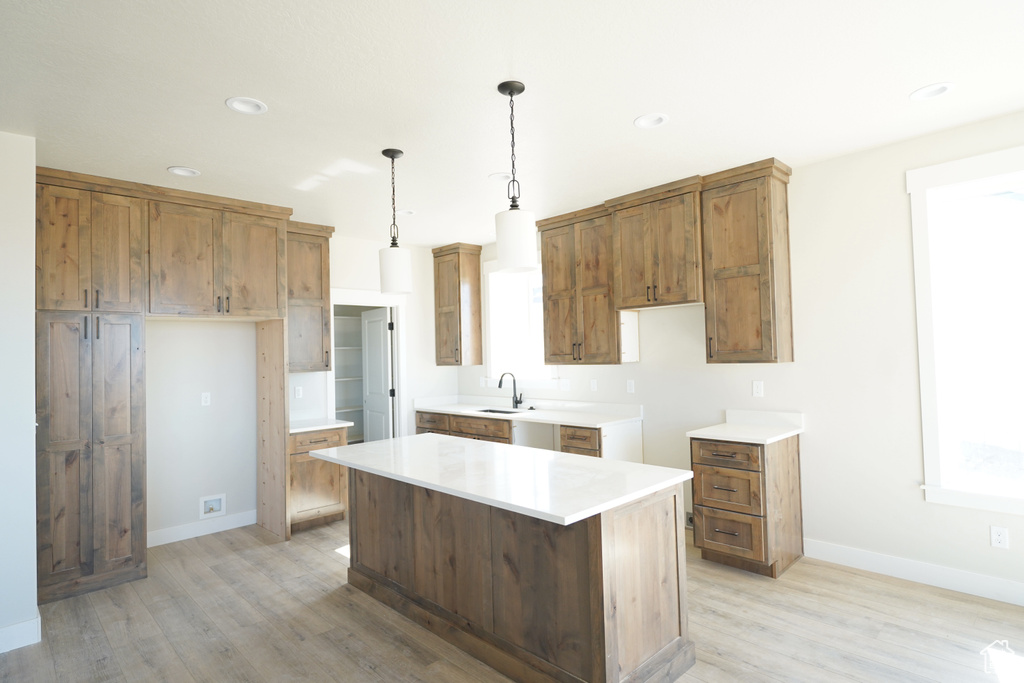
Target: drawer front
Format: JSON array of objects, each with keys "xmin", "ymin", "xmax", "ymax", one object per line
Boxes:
[
  {"xmin": 559, "ymin": 426, "xmax": 601, "ymax": 452},
  {"xmin": 451, "ymin": 433, "xmax": 511, "ymax": 444},
  {"xmin": 693, "ymin": 505, "xmax": 767, "ymax": 563},
  {"xmin": 449, "ymin": 415, "xmax": 511, "ymax": 440},
  {"xmin": 693, "ymin": 465, "xmax": 764, "ymax": 516},
  {"xmin": 691, "ymin": 439, "xmax": 763, "ymax": 472},
  {"xmin": 289, "ymin": 428, "xmax": 347, "ymax": 454},
  {"xmin": 561, "ymin": 445, "xmax": 600, "ymax": 457},
  {"xmin": 415, "ymin": 411, "xmax": 450, "ymax": 431}
]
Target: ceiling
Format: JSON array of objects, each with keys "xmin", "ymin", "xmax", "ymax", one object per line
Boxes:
[{"xmin": 3, "ymin": 0, "xmax": 1023, "ymax": 247}]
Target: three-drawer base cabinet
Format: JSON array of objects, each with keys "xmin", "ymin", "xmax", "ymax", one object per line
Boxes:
[{"xmin": 691, "ymin": 435, "xmax": 802, "ymax": 578}]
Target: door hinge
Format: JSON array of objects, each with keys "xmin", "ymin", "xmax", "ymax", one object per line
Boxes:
[
  {"xmin": 387, "ymin": 321, "xmax": 394, "ymax": 331},
  {"xmin": 389, "ymin": 388, "xmax": 396, "ymax": 397}
]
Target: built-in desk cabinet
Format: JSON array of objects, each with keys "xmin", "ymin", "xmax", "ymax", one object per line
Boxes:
[
  {"xmin": 538, "ymin": 206, "xmax": 623, "ymax": 365},
  {"xmin": 287, "ymin": 222, "xmax": 333, "ymax": 372},
  {"xmin": 691, "ymin": 436, "xmax": 802, "ymax": 578},
  {"xmin": 35, "ymin": 312, "xmax": 146, "ymax": 603},
  {"xmin": 701, "ymin": 159, "xmax": 793, "ymax": 363},
  {"xmin": 36, "ymin": 185, "xmax": 145, "ymax": 313},
  {"xmin": 607, "ymin": 177, "xmax": 703, "ymax": 310},
  {"xmin": 432, "ymin": 243, "xmax": 482, "ymax": 366}
]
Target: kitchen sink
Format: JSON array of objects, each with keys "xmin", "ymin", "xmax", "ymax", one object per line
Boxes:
[{"xmin": 477, "ymin": 409, "xmax": 518, "ymax": 414}]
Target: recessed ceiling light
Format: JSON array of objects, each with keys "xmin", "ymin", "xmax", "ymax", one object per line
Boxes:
[
  {"xmin": 397, "ymin": 209, "xmax": 416, "ymax": 216},
  {"xmin": 225, "ymin": 96, "xmax": 268, "ymax": 115},
  {"xmin": 167, "ymin": 166, "xmax": 201, "ymax": 177},
  {"xmin": 633, "ymin": 112, "xmax": 669, "ymax": 129},
  {"xmin": 488, "ymin": 172, "xmax": 512, "ymax": 182},
  {"xmin": 909, "ymin": 82, "xmax": 953, "ymax": 101}
]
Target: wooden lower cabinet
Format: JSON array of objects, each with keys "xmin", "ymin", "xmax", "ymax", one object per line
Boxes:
[
  {"xmin": 559, "ymin": 425, "xmax": 602, "ymax": 457},
  {"xmin": 288, "ymin": 427, "xmax": 348, "ymax": 533},
  {"xmin": 348, "ymin": 471, "xmax": 694, "ymax": 682},
  {"xmin": 448, "ymin": 415, "xmax": 511, "ymax": 443},
  {"xmin": 691, "ymin": 436, "xmax": 802, "ymax": 578},
  {"xmin": 35, "ymin": 312, "xmax": 146, "ymax": 603}
]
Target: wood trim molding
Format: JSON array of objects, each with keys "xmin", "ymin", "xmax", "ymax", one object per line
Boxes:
[
  {"xmin": 604, "ymin": 175, "xmax": 703, "ymax": 210},
  {"xmin": 431, "ymin": 242, "xmax": 482, "ymax": 257},
  {"xmin": 37, "ymin": 167, "xmax": 293, "ymax": 219},
  {"xmin": 701, "ymin": 158, "xmax": 792, "ymax": 189},
  {"xmin": 536, "ymin": 205, "xmax": 610, "ymax": 231},
  {"xmin": 286, "ymin": 220, "xmax": 335, "ymax": 237}
]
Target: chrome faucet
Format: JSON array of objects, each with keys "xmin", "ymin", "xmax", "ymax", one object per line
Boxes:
[{"xmin": 498, "ymin": 373, "xmax": 523, "ymax": 409}]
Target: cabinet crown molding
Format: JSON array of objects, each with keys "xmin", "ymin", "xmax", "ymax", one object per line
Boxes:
[
  {"xmin": 287, "ymin": 220, "xmax": 335, "ymax": 237},
  {"xmin": 431, "ymin": 242, "xmax": 482, "ymax": 256},
  {"xmin": 37, "ymin": 167, "xmax": 294, "ymax": 219},
  {"xmin": 604, "ymin": 175, "xmax": 703, "ymax": 211},
  {"xmin": 536, "ymin": 204, "xmax": 610, "ymax": 231},
  {"xmin": 701, "ymin": 158, "xmax": 791, "ymax": 190}
]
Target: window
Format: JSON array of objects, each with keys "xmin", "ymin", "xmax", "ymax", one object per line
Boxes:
[
  {"xmin": 483, "ymin": 261, "xmax": 556, "ymax": 383},
  {"xmin": 908, "ymin": 145, "xmax": 1024, "ymax": 514}
]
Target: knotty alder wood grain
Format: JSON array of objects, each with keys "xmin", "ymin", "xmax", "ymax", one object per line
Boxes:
[
  {"xmin": 432, "ymin": 243, "xmax": 482, "ymax": 366},
  {"xmin": 256, "ymin": 319, "xmax": 289, "ymax": 541},
  {"xmin": 288, "ymin": 427, "xmax": 349, "ymax": 532},
  {"xmin": 35, "ymin": 312, "xmax": 146, "ymax": 604},
  {"xmin": 347, "ymin": 470, "xmax": 693, "ymax": 682},
  {"xmin": 286, "ymin": 223, "xmax": 333, "ymax": 372}
]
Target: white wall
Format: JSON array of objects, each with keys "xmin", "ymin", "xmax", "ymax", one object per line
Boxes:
[
  {"xmin": 0, "ymin": 131, "xmax": 41, "ymax": 652},
  {"xmin": 459, "ymin": 110, "xmax": 1024, "ymax": 603},
  {"xmin": 145, "ymin": 320, "xmax": 258, "ymax": 544}
]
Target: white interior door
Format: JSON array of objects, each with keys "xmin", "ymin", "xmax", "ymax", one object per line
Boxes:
[{"xmin": 362, "ymin": 307, "xmax": 393, "ymax": 441}]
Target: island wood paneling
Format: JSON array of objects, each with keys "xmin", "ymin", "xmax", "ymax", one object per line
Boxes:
[{"xmin": 346, "ymin": 471, "xmax": 693, "ymax": 682}]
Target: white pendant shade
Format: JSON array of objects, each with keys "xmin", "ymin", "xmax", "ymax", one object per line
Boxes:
[
  {"xmin": 379, "ymin": 245, "xmax": 413, "ymax": 294},
  {"xmin": 495, "ymin": 208, "xmax": 539, "ymax": 272}
]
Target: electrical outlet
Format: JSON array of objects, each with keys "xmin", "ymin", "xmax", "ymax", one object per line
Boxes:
[
  {"xmin": 590, "ymin": 379, "xmax": 598, "ymax": 392},
  {"xmin": 686, "ymin": 513, "xmax": 694, "ymax": 528},
  {"xmin": 201, "ymin": 392, "xmax": 211, "ymax": 406},
  {"xmin": 626, "ymin": 379, "xmax": 635, "ymax": 394},
  {"xmin": 294, "ymin": 386, "xmax": 303, "ymax": 399},
  {"xmin": 991, "ymin": 526, "xmax": 1010, "ymax": 549},
  {"xmin": 752, "ymin": 380, "xmax": 764, "ymax": 398}
]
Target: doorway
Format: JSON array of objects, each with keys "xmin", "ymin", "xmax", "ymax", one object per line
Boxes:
[{"xmin": 333, "ymin": 304, "xmax": 394, "ymax": 444}]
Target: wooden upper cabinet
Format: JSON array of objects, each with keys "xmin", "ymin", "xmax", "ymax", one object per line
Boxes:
[
  {"xmin": 539, "ymin": 207, "xmax": 621, "ymax": 365},
  {"xmin": 222, "ymin": 212, "xmax": 286, "ymax": 317},
  {"xmin": 432, "ymin": 243, "xmax": 482, "ymax": 366},
  {"xmin": 287, "ymin": 223, "xmax": 333, "ymax": 372},
  {"xmin": 37, "ymin": 185, "xmax": 144, "ymax": 313},
  {"xmin": 608, "ymin": 177, "xmax": 702, "ymax": 310},
  {"xmin": 701, "ymin": 159, "xmax": 793, "ymax": 363},
  {"xmin": 149, "ymin": 202, "xmax": 286, "ymax": 317}
]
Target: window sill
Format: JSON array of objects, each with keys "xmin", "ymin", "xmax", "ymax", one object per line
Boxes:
[{"xmin": 921, "ymin": 485, "xmax": 1024, "ymax": 516}]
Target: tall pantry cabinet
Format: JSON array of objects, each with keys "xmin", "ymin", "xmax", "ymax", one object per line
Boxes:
[{"xmin": 35, "ymin": 183, "xmax": 147, "ymax": 603}]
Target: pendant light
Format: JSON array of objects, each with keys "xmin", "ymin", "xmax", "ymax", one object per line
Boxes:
[
  {"xmin": 379, "ymin": 148, "xmax": 413, "ymax": 294},
  {"xmin": 495, "ymin": 81, "xmax": 539, "ymax": 272}
]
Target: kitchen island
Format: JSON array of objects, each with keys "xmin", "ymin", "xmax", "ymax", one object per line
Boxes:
[{"xmin": 310, "ymin": 433, "xmax": 695, "ymax": 683}]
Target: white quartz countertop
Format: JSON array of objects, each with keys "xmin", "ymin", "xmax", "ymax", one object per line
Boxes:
[
  {"xmin": 685, "ymin": 409, "xmax": 805, "ymax": 445},
  {"xmin": 290, "ymin": 417, "xmax": 355, "ymax": 434},
  {"xmin": 417, "ymin": 403, "xmax": 641, "ymax": 429},
  {"xmin": 310, "ymin": 433, "xmax": 691, "ymax": 525}
]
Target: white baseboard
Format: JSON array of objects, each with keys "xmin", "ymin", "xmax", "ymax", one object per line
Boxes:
[
  {"xmin": 0, "ymin": 610, "xmax": 41, "ymax": 654},
  {"xmin": 148, "ymin": 509, "xmax": 257, "ymax": 547},
  {"xmin": 804, "ymin": 538, "xmax": 1024, "ymax": 607}
]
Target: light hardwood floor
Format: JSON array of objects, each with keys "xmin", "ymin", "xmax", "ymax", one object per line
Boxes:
[{"xmin": 2, "ymin": 519, "xmax": 1020, "ymax": 682}]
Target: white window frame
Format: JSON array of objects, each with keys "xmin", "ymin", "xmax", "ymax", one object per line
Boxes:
[{"xmin": 907, "ymin": 144, "xmax": 1024, "ymax": 515}]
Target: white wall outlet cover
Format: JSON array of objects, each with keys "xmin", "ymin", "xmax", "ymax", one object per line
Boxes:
[
  {"xmin": 559, "ymin": 378, "xmax": 571, "ymax": 391},
  {"xmin": 752, "ymin": 380, "xmax": 764, "ymax": 398},
  {"xmin": 590, "ymin": 379, "xmax": 598, "ymax": 392},
  {"xmin": 626, "ymin": 379, "xmax": 636, "ymax": 394},
  {"xmin": 294, "ymin": 386, "xmax": 303, "ymax": 399},
  {"xmin": 201, "ymin": 392, "xmax": 211, "ymax": 406},
  {"xmin": 991, "ymin": 526, "xmax": 1010, "ymax": 549},
  {"xmin": 199, "ymin": 494, "xmax": 226, "ymax": 520},
  {"xmin": 480, "ymin": 376, "xmax": 486, "ymax": 387}
]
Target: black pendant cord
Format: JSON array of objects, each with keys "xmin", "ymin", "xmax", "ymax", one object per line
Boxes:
[
  {"xmin": 389, "ymin": 156, "xmax": 399, "ymax": 247},
  {"xmin": 507, "ymin": 93, "xmax": 520, "ymax": 209}
]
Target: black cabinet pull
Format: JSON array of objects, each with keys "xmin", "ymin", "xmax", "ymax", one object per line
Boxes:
[
  {"xmin": 84, "ymin": 316, "xmax": 88, "ymax": 339},
  {"xmin": 708, "ymin": 336, "xmax": 713, "ymax": 359},
  {"xmin": 714, "ymin": 528, "xmax": 740, "ymax": 537},
  {"xmin": 95, "ymin": 289, "xmax": 99, "ymax": 309},
  {"xmin": 455, "ymin": 346, "xmax": 460, "ymax": 363},
  {"xmin": 646, "ymin": 286, "xmax": 651, "ymax": 302},
  {"xmin": 653, "ymin": 285, "xmax": 657, "ymax": 301},
  {"xmin": 95, "ymin": 316, "xmax": 100, "ymax": 339},
  {"xmin": 712, "ymin": 485, "xmax": 738, "ymax": 492},
  {"xmin": 325, "ymin": 350, "xmax": 330, "ymax": 367},
  {"xmin": 84, "ymin": 288, "xmax": 89, "ymax": 309},
  {"xmin": 226, "ymin": 296, "xmax": 230, "ymax": 313},
  {"xmin": 217, "ymin": 296, "xmax": 222, "ymax": 313},
  {"xmin": 711, "ymin": 452, "xmax": 738, "ymax": 458}
]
